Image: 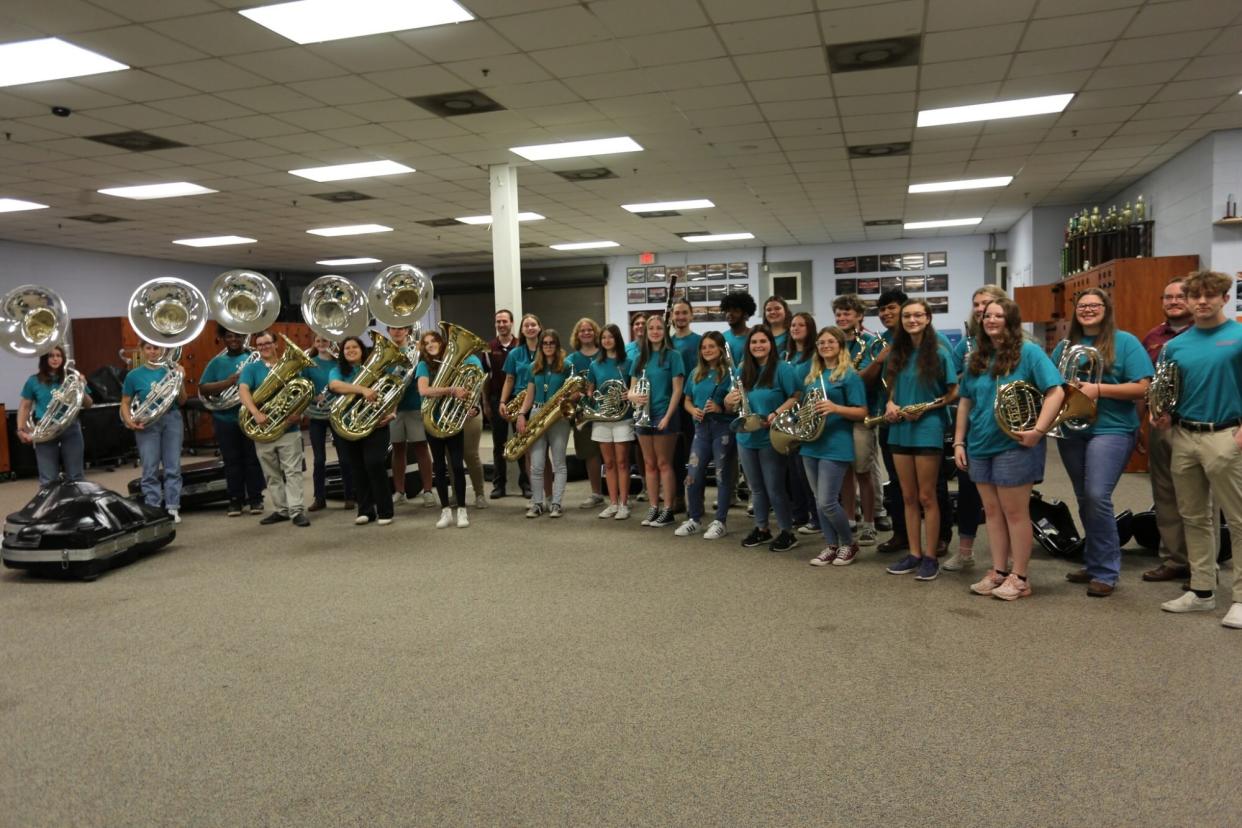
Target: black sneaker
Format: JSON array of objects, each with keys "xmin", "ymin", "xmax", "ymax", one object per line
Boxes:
[
  {"xmin": 259, "ymin": 511, "xmax": 289, "ymax": 525},
  {"xmin": 226, "ymin": 500, "xmax": 242, "ymax": 517},
  {"xmin": 877, "ymin": 536, "xmax": 908, "ymax": 554},
  {"xmin": 291, "ymin": 512, "xmax": 310, "ymax": 527},
  {"xmin": 650, "ymin": 508, "xmax": 676, "ymax": 528},
  {"xmin": 741, "ymin": 527, "xmax": 773, "ymax": 548},
  {"xmin": 769, "ymin": 530, "xmax": 799, "ymax": 552}
]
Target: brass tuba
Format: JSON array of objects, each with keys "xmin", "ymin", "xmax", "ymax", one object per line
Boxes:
[
  {"xmin": 126, "ymin": 277, "xmax": 207, "ymax": 426},
  {"xmin": 503, "ymin": 371, "xmax": 588, "ymax": 461},
  {"xmin": 201, "ymin": 270, "xmax": 281, "ymax": 411},
  {"xmin": 301, "ymin": 275, "xmax": 369, "ymax": 419},
  {"xmin": 239, "ymin": 335, "xmax": 316, "ymax": 442},
  {"xmin": 421, "ymin": 321, "xmax": 488, "ymax": 438},
  {"xmin": 1049, "ymin": 340, "xmax": 1101, "ymax": 437},
  {"xmin": 2, "ymin": 285, "xmax": 85, "ymax": 443},
  {"xmin": 1147, "ymin": 342, "xmax": 1180, "ymax": 420}
]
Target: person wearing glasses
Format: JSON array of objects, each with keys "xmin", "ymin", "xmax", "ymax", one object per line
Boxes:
[
  {"xmin": 1053, "ymin": 289, "xmax": 1153, "ymax": 597},
  {"xmin": 198, "ymin": 324, "xmax": 266, "ymax": 516},
  {"xmin": 1152, "ymin": 270, "xmax": 1242, "ymax": 628},
  {"xmin": 518, "ymin": 329, "xmax": 576, "ymax": 518},
  {"xmin": 238, "ymin": 331, "xmax": 309, "ymax": 527}
]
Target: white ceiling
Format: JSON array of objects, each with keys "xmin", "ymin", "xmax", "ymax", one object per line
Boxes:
[{"xmin": 0, "ymin": 0, "xmax": 1239, "ymax": 271}]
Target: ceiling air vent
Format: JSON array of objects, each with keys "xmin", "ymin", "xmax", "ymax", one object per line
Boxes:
[
  {"xmin": 85, "ymin": 131, "xmax": 187, "ymax": 152},
  {"xmin": 66, "ymin": 213, "xmax": 129, "ymax": 223},
  {"xmin": 311, "ymin": 191, "xmax": 373, "ymax": 203},
  {"xmin": 864, "ymin": 219, "xmax": 903, "ymax": 227},
  {"xmin": 848, "ymin": 142, "xmax": 910, "ymax": 159},
  {"xmin": 827, "ymin": 36, "xmax": 921, "ymax": 73},
  {"xmin": 633, "ymin": 210, "xmax": 681, "ymax": 218},
  {"xmin": 520, "ymin": 242, "xmax": 542, "ymax": 248},
  {"xmin": 408, "ymin": 90, "xmax": 506, "ymax": 117},
  {"xmin": 417, "ymin": 218, "xmax": 465, "ymax": 227},
  {"xmin": 674, "ymin": 231, "xmax": 709, "ymax": 238},
  {"xmin": 554, "ymin": 167, "xmax": 617, "ymax": 182}
]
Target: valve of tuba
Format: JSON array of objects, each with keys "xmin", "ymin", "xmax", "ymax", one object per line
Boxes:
[{"xmin": 422, "ymin": 321, "xmax": 488, "ymax": 439}]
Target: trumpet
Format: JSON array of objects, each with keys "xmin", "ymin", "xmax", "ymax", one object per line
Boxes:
[
  {"xmin": 864, "ymin": 397, "xmax": 945, "ymax": 428},
  {"xmin": 725, "ymin": 347, "xmax": 764, "ymax": 433},
  {"xmin": 126, "ymin": 277, "xmax": 207, "ymax": 426},
  {"xmin": 422, "ymin": 321, "xmax": 488, "ymax": 438},
  {"xmin": 631, "ymin": 369, "xmax": 652, "ymax": 427}
]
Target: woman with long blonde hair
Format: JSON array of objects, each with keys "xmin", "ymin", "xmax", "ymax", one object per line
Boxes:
[{"xmin": 517, "ymin": 328, "xmax": 576, "ymax": 518}]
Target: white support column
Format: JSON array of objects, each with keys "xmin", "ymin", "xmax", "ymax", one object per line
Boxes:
[{"xmin": 489, "ymin": 163, "xmax": 522, "ymax": 319}]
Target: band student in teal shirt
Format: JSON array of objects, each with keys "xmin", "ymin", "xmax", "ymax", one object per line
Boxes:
[
  {"xmin": 1050, "ymin": 288, "xmax": 1153, "ymax": 597},
  {"xmin": 675, "ymin": 331, "xmax": 735, "ymax": 541},
  {"xmin": 726, "ymin": 325, "xmax": 798, "ymax": 553},
  {"xmin": 587, "ymin": 323, "xmax": 634, "ymax": 520},
  {"xmin": 17, "ymin": 344, "xmax": 93, "ymax": 487},
  {"xmin": 669, "ymin": 299, "xmax": 702, "ymax": 523},
  {"xmin": 518, "ymin": 328, "xmax": 576, "ymax": 518},
  {"xmin": 881, "ymin": 299, "xmax": 958, "ymax": 583},
  {"xmin": 955, "ymin": 297, "xmax": 1064, "ymax": 603},
  {"xmin": 502, "ymin": 313, "xmax": 542, "ymax": 501},
  {"xmin": 301, "ymin": 335, "xmax": 353, "ymax": 512},
  {"xmin": 782, "ymin": 311, "xmax": 820, "ymax": 535},
  {"xmin": 121, "ymin": 342, "xmax": 186, "ymax": 522},
  {"xmin": 801, "ymin": 326, "xmax": 867, "ymax": 567},
  {"xmin": 628, "ymin": 314, "xmax": 685, "ymax": 529},
  {"xmin": 199, "ymin": 324, "xmax": 266, "ymax": 515}
]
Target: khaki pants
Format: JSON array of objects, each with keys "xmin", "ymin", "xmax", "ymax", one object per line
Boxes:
[
  {"xmin": 1148, "ymin": 425, "xmax": 1213, "ymax": 567},
  {"xmin": 256, "ymin": 430, "xmax": 306, "ymax": 516},
  {"xmin": 1169, "ymin": 426, "xmax": 1242, "ymax": 593},
  {"xmin": 449, "ymin": 410, "xmax": 484, "ymax": 497}
]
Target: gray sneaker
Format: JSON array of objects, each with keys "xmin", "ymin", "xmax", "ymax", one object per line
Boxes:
[
  {"xmin": 549, "ymin": 503, "xmax": 564, "ymax": 518},
  {"xmin": 942, "ymin": 551, "xmax": 976, "ymax": 571},
  {"xmin": 579, "ymin": 493, "xmax": 606, "ymax": 509},
  {"xmin": 857, "ymin": 525, "xmax": 877, "ymax": 546},
  {"xmin": 422, "ymin": 490, "xmax": 436, "ymax": 508}
]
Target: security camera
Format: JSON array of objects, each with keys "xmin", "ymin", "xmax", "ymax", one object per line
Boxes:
[{"xmin": 51, "ymin": 106, "xmax": 71, "ymax": 117}]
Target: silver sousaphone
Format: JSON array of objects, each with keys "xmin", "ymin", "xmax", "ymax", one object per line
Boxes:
[
  {"xmin": 126, "ymin": 277, "xmax": 208, "ymax": 425},
  {"xmin": 201, "ymin": 270, "xmax": 281, "ymax": 411},
  {"xmin": 1, "ymin": 285, "xmax": 86, "ymax": 442},
  {"xmin": 301, "ymin": 274, "xmax": 370, "ymax": 417}
]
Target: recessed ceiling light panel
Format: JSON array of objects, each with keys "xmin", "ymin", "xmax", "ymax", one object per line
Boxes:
[
  {"xmin": 917, "ymin": 94, "xmax": 1073, "ymax": 127},
  {"xmin": 173, "ymin": 236, "xmax": 256, "ymax": 247},
  {"xmin": 684, "ymin": 232, "xmax": 755, "ymax": 243},
  {"xmin": 549, "ymin": 241, "xmax": 620, "ymax": 251},
  {"xmin": 511, "ymin": 137, "xmax": 643, "ymax": 161},
  {"xmin": 455, "ymin": 212, "xmax": 545, "ymax": 225},
  {"xmin": 908, "ymin": 176, "xmax": 1013, "ymax": 193},
  {"xmin": 317, "ymin": 257, "xmax": 381, "ymax": 266},
  {"xmin": 307, "ymin": 224, "xmax": 394, "ymax": 237},
  {"xmin": 99, "ymin": 182, "xmax": 217, "ymax": 200},
  {"xmin": 622, "ymin": 199, "xmax": 715, "ymax": 213},
  {"xmin": 0, "ymin": 198, "xmax": 50, "ymax": 213},
  {"xmin": 239, "ymin": 0, "xmax": 474, "ymax": 45},
  {"xmin": 903, "ymin": 218, "xmax": 983, "ymax": 230},
  {"xmin": 289, "ymin": 160, "xmax": 414, "ymax": 182},
  {"xmin": 0, "ymin": 38, "xmax": 127, "ymax": 88}
]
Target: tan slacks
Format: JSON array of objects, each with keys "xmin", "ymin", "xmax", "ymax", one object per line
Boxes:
[
  {"xmin": 256, "ymin": 430, "xmax": 306, "ymax": 515},
  {"xmin": 448, "ymin": 410, "xmax": 484, "ymax": 496},
  {"xmin": 1169, "ymin": 426, "xmax": 1242, "ymax": 593}
]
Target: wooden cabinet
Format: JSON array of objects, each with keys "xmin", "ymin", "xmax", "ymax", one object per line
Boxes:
[{"xmin": 1014, "ymin": 284, "xmax": 1057, "ymax": 323}]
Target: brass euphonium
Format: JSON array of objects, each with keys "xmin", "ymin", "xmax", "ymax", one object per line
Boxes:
[
  {"xmin": 1147, "ymin": 342, "xmax": 1180, "ymax": 420},
  {"xmin": 1049, "ymin": 340, "xmax": 1101, "ymax": 437},
  {"xmin": 422, "ymin": 321, "xmax": 488, "ymax": 438},
  {"xmin": 771, "ymin": 373, "xmax": 828, "ymax": 456},
  {"xmin": 239, "ymin": 335, "xmax": 316, "ymax": 443},
  {"xmin": 329, "ymin": 333, "xmax": 415, "ymax": 441},
  {"xmin": 503, "ymin": 371, "xmax": 588, "ymax": 461},
  {"xmin": 126, "ymin": 277, "xmax": 207, "ymax": 426},
  {"xmin": 201, "ymin": 270, "xmax": 281, "ymax": 412},
  {"xmin": 2, "ymin": 285, "xmax": 85, "ymax": 443}
]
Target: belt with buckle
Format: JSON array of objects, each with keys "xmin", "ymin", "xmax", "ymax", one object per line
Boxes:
[{"xmin": 1175, "ymin": 416, "xmax": 1242, "ymax": 433}]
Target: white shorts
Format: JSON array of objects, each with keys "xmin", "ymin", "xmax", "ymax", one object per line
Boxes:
[
  {"xmin": 592, "ymin": 419, "xmax": 635, "ymax": 443},
  {"xmin": 390, "ymin": 409, "xmax": 426, "ymax": 443}
]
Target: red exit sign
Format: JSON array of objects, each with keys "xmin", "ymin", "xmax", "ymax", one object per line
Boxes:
[{"xmin": 638, "ymin": 251, "xmax": 655, "ymax": 265}]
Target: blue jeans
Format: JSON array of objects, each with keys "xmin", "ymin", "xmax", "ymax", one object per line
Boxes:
[
  {"xmin": 803, "ymin": 456, "xmax": 852, "ymax": 546},
  {"xmin": 786, "ymin": 448, "xmax": 818, "ymax": 528},
  {"xmin": 685, "ymin": 418, "xmax": 735, "ymax": 523},
  {"xmin": 308, "ymin": 417, "xmax": 352, "ymax": 501},
  {"xmin": 1057, "ymin": 432, "xmax": 1136, "ymax": 585},
  {"xmin": 135, "ymin": 410, "xmax": 182, "ymax": 509},
  {"xmin": 33, "ymin": 419, "xmax": 85, "ymax": 487},
  {"xmin": 738, "ymin": 443, "xmax": 793, "ymax": 532},
  {"xmin": 214, "ymin": 416, "xmax": 265, "ymax": 506}
]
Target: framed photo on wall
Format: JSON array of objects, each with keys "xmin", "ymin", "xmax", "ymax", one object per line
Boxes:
[
  {"xmin": 627, "ymin": 287, "xmax": 647, "ymax": 304},
  {"xmin": 728, "ymin": 262, "xmax": 749, "ymax": 278},
  {"xmin": 879, "ymin": 254, "xmax": 901, "ymax": 272},
  {"xmin": 927, "ymin": 274, "xmax": 949, "ymax": 292},
  {"xmin": 928, "ymin": 296, "xmax": 949, "ymax": 314},
  {"xmin": 834, "ymin": 256, "xmax": 858, "ymax": 274},
  {"xmin": 626, "ymin": 266, "xmax": 647, "ymax": 284},
  {"xmin": 706, "ymin": 263, "xmax": 726, "ymax": 280},
  {"xmin": 707, "ymin": 284, "xmax": 726, "ymax": 301},
  {"xmin": 835, "ymin": 278, "xmax": 858, "ymax": 295},
  {"xmin": 687, "ymin": 265, "xmax": 706, "ymax": 281},
  {"xmin": 857, "ymin": 255, "xmax": 879, "ymax": 273},
  {"xmin": 667, "ymin": 266, "xmax": 686, "ymax": 283},
  {"xmin": 880, "ymin": 276, "xmax": 902, "ymax": 293},
  {"xmin": 646, "ymin": 265, "xmax": 667, "ymax": 283},
  {"xmin": 903, "ymin": 275, "xmax": 926, "ymax": 292},
  {"xmin": 901, "ymin": 253, "xmax": 925, "ymax": 271},
  {"xmin": 857, "ymin": 277, "xmax": 880, "ymax": 295},
  {"xmin": 927, "ymin": 251, "xmax": 948, "ymax": 267},
  {"xmin": 688, "ymin": 285, "xmax": 708, "ymax": 302},
  {"xmin": 646, "ymin": 286, "xmax": 667, "ymax": 303},
  {"xmin": 729, "ymin": 282, "xmax": 750, "ymax": 294}
]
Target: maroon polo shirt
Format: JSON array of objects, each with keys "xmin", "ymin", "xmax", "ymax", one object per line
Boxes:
[
  {"xmin": 485, "ymin": 336, "xmax": 517, "ymax": 398},
  {"xmin": 1141, "ymin": 320, "xmax": 1191, "ymax": 364}
]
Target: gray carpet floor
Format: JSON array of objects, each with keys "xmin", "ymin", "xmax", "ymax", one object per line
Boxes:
[{"xmin": 1, "ymin": 438, "xmax": 1237, "ymax": 827}]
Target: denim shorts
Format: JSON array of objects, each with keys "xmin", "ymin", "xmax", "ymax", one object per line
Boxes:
[
  {"xmin": 968, "ymin": 441, "xmax": 1046, "ymax": 487},
  {"xmin": 635, "ymin": 408, "xmax": 681, "ymax": 437}
]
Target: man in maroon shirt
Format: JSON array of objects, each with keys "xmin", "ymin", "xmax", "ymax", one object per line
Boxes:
[
  {"xmin": 483, "ymin": 309, "xmax": 526, "ymax": 498},
  {"xmin": 1140, "ymin": 277, "xmax": 1198, "ymax": 581}
]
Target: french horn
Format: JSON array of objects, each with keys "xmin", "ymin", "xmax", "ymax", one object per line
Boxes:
[
  {"xmin": 1147, "ymin": 342, "xmax": 1180, "ymax": 420},
  {"xmin": 2, "ymin": 285, "xmax": 85, "ymax": 443},
  {"xmin": 201, "ymin": 270, "xmax": 281, "ymax": 411},
  {"xmin": 126, "ymin": 277, "xmax": 207, "ymax": 426}
]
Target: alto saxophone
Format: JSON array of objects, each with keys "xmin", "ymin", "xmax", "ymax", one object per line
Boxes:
[{"xmin": 864, "ymin": 397, "xmax": 945, "ymax": 428}]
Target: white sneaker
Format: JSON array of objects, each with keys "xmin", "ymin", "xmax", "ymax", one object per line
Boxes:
[
  {"xmin": 422, "ymin": 490, "xmax": 436, "ymax": 508},
  {"xmin": 456, "ymin": 507, "xmax": 469, "ymax": 528},
  {"xmin": 549, "ymin": 503, "xmax": 564, "ymax": 518},
  {"xmin": 377, "ymin": 517, "xmax": 393, "ymax": 526},
  {"xmin": 474, "ymin": 492, "xmax": 488, "ymax": 509},
  {"xmin": 615, "ymin": 504, "xmax": 631, "ymax": 520},
  {"xmin": 436, "ymin": 507, "xmax": 453, "ymax": 529},
  {"xmin": 1161, "ymin": 591, "xmax": 1216, "ymax": 613},
  {"xmin": 796, "ymin": 523, "xmax": 817, "ymax": 535},
  {"xmin": 703, "ymin": 520, "xmax": 727, "ymax": 540},
  {"xmin": 579, "ymin": 493, "xmax": 605, "ymax": 508},
  {"xmin": 636, "ymin": 491, "xmax": 648, "ymax": 502},
  {"xmin": 1222, "ymin": 602, "xmax": 1242, "ymax": 629},
  {"xmin": 169, "ymin": 509, "xmax": 181, "ymax": 524},
  {"xmin": 675, "ymin": 519, "xmax": 701, "ymax": 537},
  {"xmin": 354, "ymin": 515, "xmax": 370, "ymax": 525},
  {"xmin": 942, "ymin": 551, "xmax": 976, "ymax": 571},
  {"xmin": 393, "ymin": 492, "xmax": 407, "ymax": 505},
  {"xmin": 598, "ymin": 504, "xmax": 619, "ymax": 518}
]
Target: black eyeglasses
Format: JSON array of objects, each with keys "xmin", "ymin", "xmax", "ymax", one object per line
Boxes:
[{"xmin": 541, "ymin": 340, "xmax": 557, "ymax": 346}]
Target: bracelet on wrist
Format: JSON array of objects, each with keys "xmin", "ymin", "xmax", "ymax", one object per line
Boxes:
[{"xmin": 953, "ymin": 441, "xmax": 965, "ymax": 448}]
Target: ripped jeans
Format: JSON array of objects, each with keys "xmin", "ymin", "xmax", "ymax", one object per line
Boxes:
[{"xmin": 685, "ymin": 417, "xmax": 736, "ymax": 524}]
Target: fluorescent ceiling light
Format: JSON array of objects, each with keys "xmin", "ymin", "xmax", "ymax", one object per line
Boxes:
[
  {"xmin": 908, "ymin": 176, "xmax": 1013, "ymax": 194},
  {"xmin": 917, "ymin": 93, "xmax": 1074, "ymax": 127},
  {"xmin": 903, "ymin": 218, "xmax": 983, "ymax": 230},
  {"xmin": 684, "ymin": 232, "xmax": 755, "ymax": 243},
  {"xmin": 0, "ymin": 37, "xmax": 128, "ymax": 88},
  {"xmin": 456, "ymin": 212, "xmax": 545, "ymax": 225},
  {"xmin": 0, "ymin": 198, "xmax": 49, "ymax": 213},
  {"xmin": 99, "ymin": 182, "xmax": 217, "ymax": 200},
  {"xmin": 622, "ymin": 199, "xmax": 715, "ymax": 213},
  {"xmin": 307, "ymin": 224, "xmax": 393, "ymax": 237},
  {"xmin": 317, "ymin": 257, "xmax": 381, "ymax": 266},
  {"xmin": 549, "ymin": 241, "xmax": 619, "ymax": 251},
  {"xmin": 173, "ymin": 236, "xmax": 256, "ymax": 247},
  {"xmin": 289, "ymin": 160, "xmax": 415, "ymax": 182},
  {"xmin": 510, "ymin": 137, "xmax": 643, "ymax": 161},
  {"xmin": 239, "ymin": 0, "xmax": 474, "ymax": 45}
]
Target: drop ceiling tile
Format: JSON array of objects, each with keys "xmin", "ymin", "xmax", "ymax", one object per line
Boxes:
[
  {"xmin": 147, "ymin": 58, "xmax": 272, "ymax": 93},
  {"xmin": 838, "ymin": 93, "xmax": 915, "ymax": 117},
  {"xmin": 478, "ymin": 79, "xmax": 578, "ymax": 109},
  {"xmin": 591, "ymin": 94, "xmax": 682, "ymax": 119},
  {"xmin": 1125, "ymin": 0, "xmax": 1241, "ymax": 38},
  {"xmin": 760, "ymin": 99, "xmax": 840, "ymax": 121},
  {"xmin": 820, "ymin": 0, "xmax": 922, "ymax": 43},
  {"xmin": 716, "ymin": 13, "xmax": 823, "ymax": 54},
  {"xmin": 926, "ymin": 0, "xmax": 1035, "ymax": 31},
  {"xmin": 769, "ymin": 117, "xmax": 842, "ymax": 137},
  {"xmin": 589, "ymin": 0, "xmax": 710, "ymax": 36},
  {"xmin": 529, "ymin": 42, "xmax": 637, "ymax": 78},
  {"xmin": 1195, "ymin": 111, "xmax": 1242, "ymax": 130},
  {"xmin": 364, "ymin": 65, "xmax": 473, "ymax": 98},
  {"xmin": 666, "ymin": 83, "xmax": 754, "ymax": 111},
  {"xmin": 1151, "ymin": 77, "xmax": 1242, "ymax": 102},
  {"xmin": 335, "ymin": 98, "xmax": 427, "ymax": 123},
  {"xmin": 200, "ymin": 140, "xmax": 289, "ymax": 160},
  {"xmin": 916, "ymin": 83, "xmax": 1003, "ymax": 109},
  {"xmin": 1201, "ymin": 25, "xmax": 1242, "ymax": 56},
  {"xmin": 923, "ymin": 24, "xmax": 1025, "ymax": 63},
  {"xmin": 3, "ymin": 0, "xmax": 128, "ymax": 33},
  {"xmin": 1104, "ymin": 30, "xmax": 1217, "ymax": 66},
  {"xmin": 390, "ymin": 21, "xmax": 515, "ymax": 62},
  {"xmin": 919, "ymin": 57, "xmax": 1011, "ymax": 89},
  {"xmin": 275, "ymin": 107, "xmax": 367, "ymax": 131},
  {"xmin": 217, "ymin": 85, "xmax": 322, "ymax": 114},
  {"xmin": 563, "ymin": 70, "xmax": 661, "ymax": 99},
  {"xmin": 999, "ymin": 71, "xmax": 1092, "ymax": 98},
  {"xmin": 1010, "ymin": 46, "xmax": 1105, "ymax": 77},
  {"xmin": 831, "ymin": 67, "xmax": 918, "ymax": 97},
  {"xmin": 149, "ymin": 94, "xmax": 256, "ymax": 120},
  {"xmin": 1071, "ymin": 85, "xmax": 1160, "ymax": 108},
  {"xmin": 154, "ymin": 122, "xmax": 246, "ymax": 145},
  {"xmin": 443, "ymin": 53, "xmax": 553, "ymax": 88},
  {"xmin": 682, "ymin": 104, "xmax": 766, "ymax": 127},
  {"xmin": 73, "ymin": 69, "xmax": 199, "ymax": 102},
  {"xmin": 213, "ymin": 114, "xmax": 303, "ymax": 139},
  {"xmin": 647, "ymin": 58, "xmax": 743, "ymax": 91},
  {"xmin": 223, "ymin": 48, "xmax": 346, "ymax": 84},
  {"xmin": 308, "ymin": 36, "xmax": 430, "ymax": 74},
  {"xmin": 733, "ymin": 47, "xmax": 825, "ymax": 82},
  {"xmin": 1085, "ymin": 60, "xmax": 1189, "ymax": 89},
  {"xmin": 746, "ymin": 76, "xmax": 830, "ymax": 104},
  {"xmin": 3, "ymin": 80, "xmax": 129, "ymax": 111},
  {"xmin": 1133, "ymin": 98, "xmax": 1225, "ymax": 121},
  {"xmin": 1021, "ymin": 9, "xmax": 1138, "ymax": 50},
  {"xmin": 148, "ymin": 11, "xmax": 292, "ymax": 56},
  {"xmin": 489, "ymin": 6, "xmax": 613, "ymax": 50},
  {"xmin": 621, "ymin": 27, "xmax": 727, "ymax": 67}
]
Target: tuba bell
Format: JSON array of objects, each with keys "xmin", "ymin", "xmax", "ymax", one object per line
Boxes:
[
  {"xmin": 301, "ymin": 274, "xmax": 369, "ymax": 418},
  {"xmin": 2, "ymin": 285, "xmax": 85, "ymax": 443},
  {"xmin": 421, "ymin": 321, "xmax": 488, "ymax": 438},
  {"xmin": 1049, "ymin": 340, "xmax": 1101, "ymax": 437},
  {"xmin": 201, "ymin": 270, "xmax": 281, "ymax": 411},
  {"xmin": 239, "ymin": 334, "xmax": 316, "ymax": 442},
  {"xmin": 126, "ymin": 277, "xmax": 207, "ymax": 426}
]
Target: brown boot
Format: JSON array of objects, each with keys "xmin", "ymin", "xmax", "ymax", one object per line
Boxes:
[
  {"xmin": 307, "ymin": 498, "xmax": 327, "ymax": 512},
  {"xmin": 1142, "ymin": 563, "xmax": 1189, "ymax": 582},
  {"xmin": 1065, "ymin": 568, "xmax": 1091, "ymax": 583}
]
